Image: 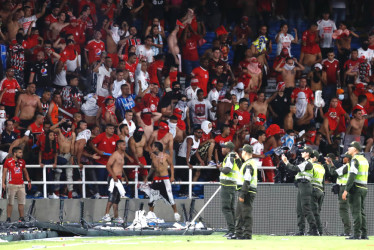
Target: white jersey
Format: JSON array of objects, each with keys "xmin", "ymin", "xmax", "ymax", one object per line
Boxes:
[
  {"xmin": 95, "ymin": 65, "xmax": 112, "ymax": 97},
  {"xmin": 249, "ymin": 138, "xmax": 264, "ymax": 168},
  {"xmin": 357, "ymin": 48, "xmax": 374, "ymax": 62},
  {"xmin": 19, "ymin": 15, "xmax": 37, "ymax": 33},
  {"xmin": 207, "ymin": 88, "xmax": 219, "ymax": 103},
  {"xmin": 122, "ymin": 119, "xmax": 136, "ymax": 137},
  {"xmin": 276, "ymin": 33, "xmax": 294, "ymax": 56},
  {"xmin": 135, "ymin": 70, "xmax": 150, "ymax": 95},
  {"xmin": 178, "ymin": 135, "xmax": 200, "ymax": 159},
  {"xmin": 112, "ymin": 79, "xmax": 126, "ymax": 98},
  {"xmin": 317, "ymin": 19, "xmax": 337, "ymax": 48},
  {"xmin": 136, "ymin": 45, "xmax": 154, "ymax": 63},
  {"xmin": 187, "ymin": 99, "xmax": 212, "ymax": 124},
  {"xmin": 185, "ymin": 86, "xmax": 200, "ymax": 101},
  {"xmin": 76, "ymin": 129, "xmax": 92, "ymax": 142}
]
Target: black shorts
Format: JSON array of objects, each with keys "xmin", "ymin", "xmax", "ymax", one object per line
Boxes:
[
  {"xmin": 20, "ymin": 119, "xmax": 33, "ymax": 129},
  {"xmin": 107, "ymin": 177, "xmax": 121, "ymax": 204},
  {"xmin": 148, "ymin": 177, "xmax": 175, "ymax": 207}
]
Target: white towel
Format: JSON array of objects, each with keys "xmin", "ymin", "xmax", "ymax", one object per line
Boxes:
[{"xmin": 108, "ymin": 178, "xmax": 126, "ymax": 196}]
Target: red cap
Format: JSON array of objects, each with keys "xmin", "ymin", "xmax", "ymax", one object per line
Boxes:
[
  {"xmin": 174, "ymin": 108, "xmax": 183, "ymax": 114},
  {"xmin": 191, "ymin": 78, "xmax": 199, "ymax": 86},
  {"xmin": 138, "ymin": 127, "xmax": 144, "ymax": 132},
  {"xmin": 12, "ymin": 116, "xmax": 20, "ymax": 122},
  {"xmin": 215, "ymin": 25, "xmax": 228, "ymax": 36}
]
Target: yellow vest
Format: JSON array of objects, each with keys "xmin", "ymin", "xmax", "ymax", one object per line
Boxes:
[
  {"xmin": 352, "ymin": 154, "xmax": 369, "ymax": 185},
  {"xmin": 311, "ymin": 163, "xmax": 325, "ymax": 189},
  {"xmin": 237, "ymin": 158, "xmax": 257, "ymax": 187},
  {"xmin": 295, "ymin": 160, "xmax": 314, "ymax": 181},
  {"xmin": 220, "ymin": 152, "xmax": 239, "ymax": 186}
]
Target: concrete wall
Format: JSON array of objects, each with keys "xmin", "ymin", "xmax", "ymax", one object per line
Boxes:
[{"xmin": 0, "ymin": 198, "xmax": 204, "ymax": 223}]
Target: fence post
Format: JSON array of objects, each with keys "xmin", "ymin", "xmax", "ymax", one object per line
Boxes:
[
  {"xmin": 82, "ymin": 166, "xmax": 86, "ymax": 199},
  {"xmin": 43, "ymin": 166, "xmax": 47, "ymax": 198},
  {"xmin": 188, "ymin": 167, "xmax": 192, "ymax": 199},
  {"xmin": 135, "ymin": 166, "xmax": 139, "ymax": 199},
  {"xmin": 0, "ymin": 165, "xmax": 3, "ymax": 199}
]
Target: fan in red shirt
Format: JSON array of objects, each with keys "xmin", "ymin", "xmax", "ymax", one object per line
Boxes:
[
  {"xmin": 91, "ymin": 124, "xmax": 120, "ymax": 165},
  {"xmin": 0, "ymin": 68, "xmax": 22, "ymax": 117},
  {"xmin": 234, "ymin": 98, "xmax": 251, "ymax": 129},
  {"xmin": 84, "ymin": 31, "xmax": 105, "ymax": 65},
  {"xmin": 301, "ymin": 24, "xmax": 321, "ymax": 55},
  {"xmin": 28, "ymin": 113, "xmax": 44, "ymax": 144},
  {"xmin": 125, "ymin": 53, "xmax": 139, "ymax": 82},
  {"xmin": 61, "ymin": 19, "xmax": 86, "ymax": 46},
  {"xmin": 100, "ymin": 0, "xmax": 117, "ymax": 20},
  {"xmin": 191, "ymin": 58, "xmax": 209, "ymax": 96},
  {"xmin": 148, "ymin": 55, "xmax": 164, "ymax": 87},
  {"xmin": 319, "ymin": 98, "xmax": 345, "ymax": 144},
  {"xmin": 214, "ymin": 125, "xmax": 233, "ymax": 145},
  {"xmin": 322, "ymin": 52, "xmax": 340, "ymax": 85},
  {"xmin": 142, "ymin": 83, "xmax": 160, "ymax": 112},
  {"xmin": 291, "ymin": 77, "xmax": 314, "ymax": 104}
]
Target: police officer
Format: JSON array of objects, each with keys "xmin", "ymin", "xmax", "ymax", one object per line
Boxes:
[
  {"xmin": 229, "ymin": 144, "xmax": 256, "ymax": 240},
  {"xmin": 281, "ymin": 146, "xmax": 318, "ymax": 236},
  {"xmin": 325, "ymin": 153, "xmax": 351, "ymax": 236},
  {"xmin": 310, "ymin": 150, "xmax": 325, "ymax": 235},
  {"xmin": 342, "ymin": 141, "xmax": 369, "ymax": 240},
  {"xmin": 219, "ymin": 142, "xmax": 240, "ymax": 238}
]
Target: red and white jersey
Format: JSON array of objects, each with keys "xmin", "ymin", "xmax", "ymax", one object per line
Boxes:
[
  {"xmin": 357, "ymin": 48, "xmax": 374, "ymax": 63},
  {"xmin": 19, "ymin": 15, "xmax": 37, "ymax": 33},
  {"xmin": 44, "ymin": 14, "xmax": 58, "ymax": 25},
  {"xmin": 85, "ymin": 40, "xmax": 105, "ymax": 64},
  {"xmin": 0, "ymin": 78, "xmax": 20, "ymax": 106},
  {"xmin": 322, "ymin": 58, "xmax": 340, "ymax": 85},
  {"xmin": 276, "ymin": 33, "xmax": 294, "ymax": 56},
  {"xmin": 317, "ymin": 19, "xmax": 337, "ymax": 48}
]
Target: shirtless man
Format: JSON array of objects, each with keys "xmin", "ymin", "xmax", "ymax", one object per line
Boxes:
[
  {"xmin": 246, "ymin": 57, "xmax": 263, "ymax": 101},
  {"xmin": 346, "ymin": 109, "xmax": 365, "ymax": 136},
  {"xmin": 284, "ymin": 105, "xmax": 297, "ymax": 131},
  {"xmin": 51, "ymin": 118, "xmax": 76, "ymax": 198},
  {"xmin": 169, "ymin": 115, "xmax": 186, "ymax": 144},
  {"xmin": 143, "ymin": 141, "xmax": 180, "ymax": 221},
  {"xmin": 0, "ymin": 2, "xmax": 21, "ymax": 21},
  {"xmin": 101, "ymin": 140, "xmax": 129, "ymax": 223},
  {"xmin": 128, "ymin": 127, "xmax": 148, "ymax": 181},
  {"xmin": 7, "ymin": 130, "xmax": 31, "ymax": 158},
  {"xmin": 147, "ymin": 121, "xmax": 174, "ymax": 159},
  {"xmin": 275, "ymin": 57, "xmax": 305, "ymax": 89},
  {"xmin": 167, "ymin": 24, "xmax": 181, "ymax": 66},
  {"xmin": 48, "ymin": 12, "xmax": 69, "ymax": 41},
  {"xmin": 15, "ymin": 83, "xmax": 42, "ymax": 129},
  {"xmin": 248, "ymin": 91, "xmax": 276, "ymax": 117},
  {"xmin": 5, "ymin": 6, "xmax": 23, "ymax": 42},
  {"xmin": 135, "ymin": 109, "xmax": 162, "ymax": 140},
  {"xmin": 334, "ymin": 22, "xmax": 359, "ymax": 66}
]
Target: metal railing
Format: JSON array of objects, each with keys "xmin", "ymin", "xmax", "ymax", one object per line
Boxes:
[{"xmin": 0, "ymin": 165, "xmax": 276, "ymax": 199}]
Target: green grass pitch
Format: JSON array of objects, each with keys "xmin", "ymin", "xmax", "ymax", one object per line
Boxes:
[{"xmin": 1, "ymin": 233, "xmax": 373, "ymax": 249}]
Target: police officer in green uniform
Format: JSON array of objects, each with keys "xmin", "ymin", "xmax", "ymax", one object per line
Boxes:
[
  {"xmin": 229, "ymin": 144, "xmax": 256, "ymax": 240},
  {"xmin": 219, "ymin": 142, "xmax": 240, "ymax": 238},
  {"xmin": 310, "ymin": 150, "xmax": 325, "ymax": 235},
  {"xmin": 342, "ymin": 141, "xmax": 369, "ymax": 240},
  {"xmin": 325, "ymin": 153, "xmax": 351, "ymax": 236},
  {"xmin": 281, "ymin": 147, "xmax": 318, "ymax": 236}
]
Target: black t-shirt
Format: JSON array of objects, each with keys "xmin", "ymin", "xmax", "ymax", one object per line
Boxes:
[
  {"xmin": 271, "ymin": 94, "xmax": 290, "ymax": 124},
  {"xmin": 30, "ymin": 60, "xmax": 52, "ymax": 87},
  {"xmin": 151, "ymin": 0, "xmax": 165, "ymax": 19}
]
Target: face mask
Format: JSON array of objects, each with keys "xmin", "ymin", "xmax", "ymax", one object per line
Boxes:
[
  {"xmin": 368, "ymin": 89, "xmax": 373, "ymax": 93},
  {"xmin": 362, "ymin": 44, "xmax": 369, "ymax": 50},
  {"xmin": 245, "ymin": 134, "xmax": 250, "ymax": 141},
  {"xmin": 338, "ymin": 94, "xmax": 344, "ymax": 100}
]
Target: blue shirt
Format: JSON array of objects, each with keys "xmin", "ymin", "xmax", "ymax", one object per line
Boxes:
[
  {"xmin": 115, "ymin": 94, "xmax": 136, "ymax": 119},
  {"xmin": 1, "ymin": 131, "xmax": 17, "ymax": 144}
]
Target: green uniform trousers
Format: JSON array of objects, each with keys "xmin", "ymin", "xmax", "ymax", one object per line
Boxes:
[
  {"xmin": 338, "ymin": 185, "xmax": 351, "ymax": 235},
  {"xmin": 348, "ymin": 185, "xmax": 367, "ymax": 237},
  {"xmin": 311, "ymin": 187, "xmax": 324, "ymax": 234},
  {"xmin": 221, "ymin": 185, "xmax": 236, "ymax": 233},
  {"xmin": 296, "ymin": 181, "xmax": 317, "ymax": 232},
  {"xmin": 235, "ymin": 192, "xmax": 256, "ymax": 237}
]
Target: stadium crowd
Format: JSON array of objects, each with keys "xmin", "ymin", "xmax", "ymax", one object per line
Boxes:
[{"xmin": 0, "ymin": 0, "xmax": 374, "ymax": 199}]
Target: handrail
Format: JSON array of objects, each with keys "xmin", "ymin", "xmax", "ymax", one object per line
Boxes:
[{"xmin": 0, "ymin": 165, "xmax": 277, "ymax": 199}]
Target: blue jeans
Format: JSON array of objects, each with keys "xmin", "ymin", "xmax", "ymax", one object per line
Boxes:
[
  {"xmin": 43, "ymin": 157, "xmax": 68, "ymax": 194},
  {"xmin": 94, "ymin": 161, "xmax": 109, "ymax": 196}
]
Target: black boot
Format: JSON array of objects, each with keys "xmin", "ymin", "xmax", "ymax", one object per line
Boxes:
[
  {"xmin": 346, "ymin": 235, "xmax": 360, "ymax": 240},
  {"xmin": 294, "ymin": 231, "xmax": 305, "ymax": 236}
]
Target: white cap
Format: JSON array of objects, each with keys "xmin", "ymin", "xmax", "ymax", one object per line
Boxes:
[{"xmin": 314, "ymin": 63, "xmax": 322, "ymax": 70}]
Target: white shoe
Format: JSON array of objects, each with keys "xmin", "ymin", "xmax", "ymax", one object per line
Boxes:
[
  {"xmin": 102, "ymin": 214, "xmax": 111, "ymax": 222},
  {"xmin": 94, "ymin": 193, "xmax": 101, "ymax": 199},
  {"xmin": 113, "ymin": 217, "xmax": 124, "ymax": 223},
  {"xmin": 208, "ymin": 161, "xmax": 217, "ymax": 167},
  {"xmin": 174, "ymin": 213, "xmax": 181, "ymax": 222},
  {"xmin": 48, "ymin": 193, "xmax": 59, "ymax": 199}
]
